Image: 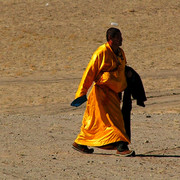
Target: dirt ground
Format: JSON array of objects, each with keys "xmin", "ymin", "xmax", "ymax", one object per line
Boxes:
[{"xmin": 0, "ymin": 0, "xmax": 180, "ymax": 179}]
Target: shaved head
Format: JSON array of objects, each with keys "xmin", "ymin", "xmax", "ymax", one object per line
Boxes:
[{"xmin": 106, "ymin": 28, "xmax": 121, "ymax": 41}]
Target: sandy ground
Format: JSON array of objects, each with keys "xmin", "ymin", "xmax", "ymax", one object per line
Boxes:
[{"xmin": 0, "ymin": 0, "xmax": 180, "ymax": 179}]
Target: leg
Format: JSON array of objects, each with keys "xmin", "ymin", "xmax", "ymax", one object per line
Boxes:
[{"xmin": 97, "ymin": 142, "xmax": 118, "ymax": 150}]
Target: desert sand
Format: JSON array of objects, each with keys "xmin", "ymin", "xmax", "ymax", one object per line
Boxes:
[{"xmin": 0, "ymin": 0, "xmax": 180, "ymax": 179}]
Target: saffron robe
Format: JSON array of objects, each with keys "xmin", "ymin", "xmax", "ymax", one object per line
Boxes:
[{"xmin": 74, "ymin": 42, "xmax": 130, "ymax": 146}]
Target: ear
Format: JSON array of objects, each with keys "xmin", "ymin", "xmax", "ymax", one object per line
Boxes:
[{"xmin": 108, "ymin": 34, "xmax": 112, "ymax": 41}]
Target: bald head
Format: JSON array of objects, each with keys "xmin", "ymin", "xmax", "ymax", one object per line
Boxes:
[
  {"xmin": 106, "ymin": 28, "xmax": 121, "ymax": 41},
  {"xmin": 106, "ymin": 27, "xmax": 123, "ymax": 51}
]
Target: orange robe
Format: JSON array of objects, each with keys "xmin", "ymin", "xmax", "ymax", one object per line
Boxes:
[{"xmin": 74, "ymin": 42, "xmax": 130, "ymax": 146}]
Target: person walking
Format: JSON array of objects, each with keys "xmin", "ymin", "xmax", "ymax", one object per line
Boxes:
[{"xmin": 71, "ymin": 27, "xmax": 136, "ymax": 156}]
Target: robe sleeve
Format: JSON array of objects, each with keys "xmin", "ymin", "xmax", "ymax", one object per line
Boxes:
[{"xmin": 75, "ymin": 51, "xmax": 102, "ymax": 99}]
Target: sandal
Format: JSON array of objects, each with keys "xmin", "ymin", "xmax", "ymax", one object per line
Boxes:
[
  {"xmin": 116, "ymin": 150, "xmax": 135, "ymax": 157},
  {"xmin": 72, "ymin": 142, "xmax": 94, "ymax": 154}
]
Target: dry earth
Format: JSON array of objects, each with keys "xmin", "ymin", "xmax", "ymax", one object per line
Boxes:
[{"xmin": 0, "ymin": 0, "xmax": 180, "ymax": 179}]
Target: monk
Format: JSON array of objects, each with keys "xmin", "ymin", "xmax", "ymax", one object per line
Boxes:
[{"xmin": 71, "ymin": 28, "xmax": 135, "ymax": 157}]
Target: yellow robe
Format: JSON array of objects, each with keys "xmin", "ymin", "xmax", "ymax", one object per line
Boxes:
[{"xmin": 74, "ymin": 42, "xmax": 130, "ymax": 146}]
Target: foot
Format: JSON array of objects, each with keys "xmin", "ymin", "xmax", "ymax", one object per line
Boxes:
[
  {"xmin": 72, "ymin": 142, "xmax": 94, "ymax": 154},
  {"xmin": 116, "ymin": 150, "xmax": 135, "ymax": 157}
]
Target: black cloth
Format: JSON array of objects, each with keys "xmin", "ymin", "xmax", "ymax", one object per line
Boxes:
[{"xmin": 121, "ymin": 66, "xmax": 147, "ymax": 140}]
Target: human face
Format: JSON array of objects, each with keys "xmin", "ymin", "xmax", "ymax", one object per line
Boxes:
[{"xmin": 111, "ymin": 32, "xmax": 123, "ymax": 47}]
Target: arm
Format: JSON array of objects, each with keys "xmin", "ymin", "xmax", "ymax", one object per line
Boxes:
[
  {"xmin": 75, "ymin": 53, "xmax": 100, "ymax": 98},
  {"xmin": 71, "ymin": 51, "xmax": 102, "ymax": 107}
]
